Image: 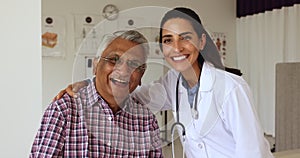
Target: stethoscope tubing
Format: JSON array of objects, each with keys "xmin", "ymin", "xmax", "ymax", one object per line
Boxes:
[
  {"xmin": 171, "ymin": 73, "xmax": 186, "ymax": 158},
  {"xmin": 171, "ymin": 73, "xmax": 205, "ymax": 158},
  {"xmin": 173, "ymin": 73, "xmax": 186, "ymax": 137}
]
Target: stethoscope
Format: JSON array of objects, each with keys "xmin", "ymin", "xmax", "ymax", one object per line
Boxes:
[
  {"xmin": 170, "ymin": 73, "xmax": 201, "ymax": 158},
  {"xmin": 170, "ymin": 70, "xmax": 223, "ymax": 158}
]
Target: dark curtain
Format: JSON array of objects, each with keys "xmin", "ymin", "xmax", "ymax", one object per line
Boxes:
[{"xmin": 237, "ymin": 0, "xmax": 300, "ymax": 18}]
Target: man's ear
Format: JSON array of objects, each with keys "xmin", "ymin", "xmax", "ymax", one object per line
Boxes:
[
  {"xmin": 199, "ymin": 33, "xmax": 206, "ymax": 50},
  {"xmin": 139, "ymin": 64, "xmax": 146, "ymax": 85},
  {"xmin": 139, "ymin": 72, "xmax": 145, "ymax": 86},
  {"xmin": 92, "ymin": 57, "xmax": 99, "ymax": 75}
]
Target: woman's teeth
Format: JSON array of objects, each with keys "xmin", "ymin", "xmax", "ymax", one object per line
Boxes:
[{"xmin": 172, "ymin": 55, "xmax": 186, "ymax": 61}]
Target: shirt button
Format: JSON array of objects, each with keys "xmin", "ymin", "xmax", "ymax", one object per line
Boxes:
[
  {"xmin": 198, "ymin": 143, "xmax": 203, "ymax": 149},
  {"xmin": 107, "ymin": 116, "xmax": 112, "ymax": 121},
  {"xmin": 106, "ymin": 141, "xmax": 111, "ymax": 146}
]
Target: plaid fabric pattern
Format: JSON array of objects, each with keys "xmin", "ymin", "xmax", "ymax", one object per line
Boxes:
[{"xmin": 30, "ymin": 78, "xmax": 163, "ymax": 158}]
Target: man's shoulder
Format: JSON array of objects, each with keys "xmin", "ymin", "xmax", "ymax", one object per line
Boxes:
[
  {"xmin": 76, "ymin": 79, "xmax": 99, "ymax": 103},
  {"xmin": 124, "ymin": 96, "xmax": 156, "ymax": 118},
  {"xmin": 47, "ymin": 93, "xmax": 77, "ymax": 113}
]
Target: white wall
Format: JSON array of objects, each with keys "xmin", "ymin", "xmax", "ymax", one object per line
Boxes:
[
  {"xmin": 42, "ymin": 0, "xmax": 236, "ymax": 108},
  {"xmin": 0, "ymin": 1, "xmax": 235, "ymax": 157},
  {"xmin": 0, "ymin": 0, "xmax": 42, "ymax": 157}
]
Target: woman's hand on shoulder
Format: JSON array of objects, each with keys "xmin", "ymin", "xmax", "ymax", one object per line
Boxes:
[{"xmin": 52, "ymin": 80, "xmax": 88, "ymax": 101}]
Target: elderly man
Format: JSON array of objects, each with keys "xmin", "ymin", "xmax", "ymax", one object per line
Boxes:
[{"xmin": 30, "ymin": 30, "xmax": 163, "ymax": 157}]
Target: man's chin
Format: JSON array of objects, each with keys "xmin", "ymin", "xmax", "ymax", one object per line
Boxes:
[{"xmin": 111, "ymin": 90, "xmax": 129, "ymax": 101}]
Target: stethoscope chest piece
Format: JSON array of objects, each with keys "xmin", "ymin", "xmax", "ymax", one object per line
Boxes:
[{"xmin": 191, "ymin": 108, "xmax": 199, "ymax": 120}]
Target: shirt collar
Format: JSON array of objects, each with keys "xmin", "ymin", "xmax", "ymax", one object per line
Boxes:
[
  {"xmin": 77, "ymin": 78, "xmax": 102, "ymax": 108},
  {"xmin": 179, "ymin": 62, "xmax": 216, "ymax": 92},
  {"xmin": 80, "ymin": 78, "xmax": 129, "ymax": 114},
  {"xmin": 181, "ymin": 76, "xmax": 199, "ymax": 93}
]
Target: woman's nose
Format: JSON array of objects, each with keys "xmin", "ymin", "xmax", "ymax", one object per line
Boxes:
[{"xmin": 173, "ymin": 41, "xmax": 183, "ymax": 52}]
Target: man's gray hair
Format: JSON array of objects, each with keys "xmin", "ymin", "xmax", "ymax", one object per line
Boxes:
[{"xmin": 96, "ymin": 30, "xmax": 149, "ymax": 61}]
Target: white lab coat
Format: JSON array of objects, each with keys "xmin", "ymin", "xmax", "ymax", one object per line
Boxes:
[{"xmin": 134, "ymin": 62, "xmax": 273, "ymax": 158}]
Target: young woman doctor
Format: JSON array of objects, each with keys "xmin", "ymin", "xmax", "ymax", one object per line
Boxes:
[{"xmin": 55, "ymin": 7, "xmax": 273, "ymax": 158}]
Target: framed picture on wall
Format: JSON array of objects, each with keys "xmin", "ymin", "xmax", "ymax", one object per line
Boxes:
[
  {"xmin": 74, "ymin": 14, "xmax": 102, "ymax": 54},
  {"xmin": 211, "ymin": 32, "xmax": 227, "ymax": 63},
  {"xmin": 42, "ymin": 16, "xmax": 66, "ymax": 57}
]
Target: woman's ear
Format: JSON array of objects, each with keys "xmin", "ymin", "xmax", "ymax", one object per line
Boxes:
[{"xmin": 199, "ymin": 33, "xmax": 206, "ymax": 50}]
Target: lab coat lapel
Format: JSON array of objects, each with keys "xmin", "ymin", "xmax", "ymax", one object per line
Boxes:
[
  {"xmin": 177, "ymin": 78, "xmax": 194, "ymax": 129},
  {"xmin": 198, "ymin": 62, "xmax": 221, "ymax": 137}
]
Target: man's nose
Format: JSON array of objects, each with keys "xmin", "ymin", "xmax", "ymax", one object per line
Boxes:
[{"xmin": 115, "ymin": 59, "xmax": 132, "ymax": 73}]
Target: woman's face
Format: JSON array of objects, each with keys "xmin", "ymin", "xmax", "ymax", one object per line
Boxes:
[{"xmin": 161, "ymin": 18, "xmax": 205, "ymax": 73}]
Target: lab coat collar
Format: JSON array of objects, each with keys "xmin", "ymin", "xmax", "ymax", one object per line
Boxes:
[{"xmin": 199, "ymin": 62, "xmax": 216, "ymax": 92}]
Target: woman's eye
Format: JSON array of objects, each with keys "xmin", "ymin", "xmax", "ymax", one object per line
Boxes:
[
  {"xmin": 181, "ymin": 36, "xmax": 192, "ymax": 40},
  {"xmin": 163, "ymin": 38, "xmax": 172, "ymax": 44}
]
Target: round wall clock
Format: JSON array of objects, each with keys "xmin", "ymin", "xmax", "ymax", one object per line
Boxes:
[{"xmin": 102, "ymin": 4, "xmax": 119, "ymax": 21}]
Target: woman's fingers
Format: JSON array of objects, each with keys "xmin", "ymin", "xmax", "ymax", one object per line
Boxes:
[
  {"xmin": 52, "ymin": 88, "xmax": 67, "ymax": 101},
  {"xmin": 52, "ymin": 80, "xmax": 89, "ymax": 101},
  {"xmin": 67, "ymin": 84, "xmax": 77, "ymax": 98}
]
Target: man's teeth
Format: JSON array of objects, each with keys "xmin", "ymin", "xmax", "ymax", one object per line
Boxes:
[
  {"xmin": 111, "ymin": 78, "xmax": 128, "ymax": 84},
  {"xmin": 172, "ymin": 55, "xmax": 186, "ymax": 61}
]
